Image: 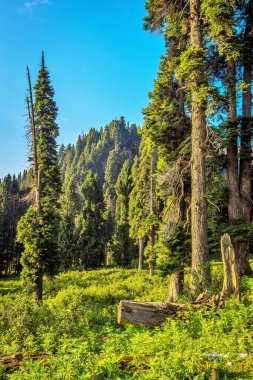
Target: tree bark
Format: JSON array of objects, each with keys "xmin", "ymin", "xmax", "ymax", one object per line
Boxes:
[
  {"xmin": 149, "ymin": 150, "xmax": 156, "ymax": 276},
  {"xmin": 220, "ymin": 234, "xmax": 240, "ymax": 301},
  {"xmin": 138, "ymin": 237, "xmax": 144, "ymax": 270},
  {"xmin": 168, "ymin": 271, "xmax": 184, "ymax": 303},
  {"xmin": 34, "ymin": 271, "xmax": 43, "ymax": 306},
  {"xmin": 189, "ymin": 0, "xmax": 209, "ymax": 290},
  {"xmin": 226, "ymin": 57, "xmax": 252, "ymax": 275},
  {"xmin": 238, "ymin": 0, "xmax": 253, "ymax": 275},
  {"xmin": 227, "ymin": 60, "xmax": 242, "ymax": 221}
]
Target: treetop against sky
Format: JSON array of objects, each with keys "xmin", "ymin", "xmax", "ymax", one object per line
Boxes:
[{"xmin": 0, "ymin": 0, "xmax": 164, "ymax": 178}]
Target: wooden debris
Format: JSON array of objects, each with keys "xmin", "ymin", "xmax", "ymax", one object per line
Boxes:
[
  {"xmin": 0, "ymin": 353, "xmax": 49, "ymax": 373},
  {"xmin": 117, "ymin": 300, "xmax": 209, "ymax": 326},
  {"xmin": 117, "ymin": 290, "xmax": 227, "ymax": 326}
]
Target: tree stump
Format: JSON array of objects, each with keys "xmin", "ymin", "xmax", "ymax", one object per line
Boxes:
[
  {"xmin": 168, "ymin": 271, "xmax": 184, "ymax": 303},
  {"xmin": 220, "ymin": 234, "xmax": 240, "ymax": 302}
]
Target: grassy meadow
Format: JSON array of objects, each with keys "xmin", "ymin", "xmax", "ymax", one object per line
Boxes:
[{"xmin": 0, "ymin": 267, "xmax": 252, "ymax": 379}]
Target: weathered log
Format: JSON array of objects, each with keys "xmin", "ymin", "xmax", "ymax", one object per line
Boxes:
[
  {"xmin": 117, "ymin": 300, "xmax": 206, "ymax": 326},
  {"xmin": 117, "ymin": 294, "xmax": 223, "ymax": 327}
]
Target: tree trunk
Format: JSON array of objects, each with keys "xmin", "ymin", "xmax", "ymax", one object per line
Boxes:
[
  {"xmin": 189, "ymin": 0, "xmax": 209, "ymax": 290},
  {"xmin": 138, "ymin": 237, "xmax": 144, "ymax": 270},
  {"xmin": 238, "ymin": 0, "xmax": 253, "ymax": 275},
  {"xmin": 168, "ymin": 271, "xmax": 184, "ymax": 303},
  {"xmin": 226, "ymin": 57, "xmax": 252, "ymax": 276},
  {"xmin": 149, "ymin": 151, "xmax": 156, "ymax": 276},
  {"xmin": 34, "ymin": 271, "xmax": 43, "ymax": 306},
  {"xmin": 227, "ymin": 59, "xmax": 241, "ymax": 221},
  {"xmin": 104, "ymin": 246, "xmax": 107, "ymax": 267},
  {"xmin": 149, "ymin": 262, "xmax": 155, "ymax": 276},
  {"xmin": 220, "ymin": 234, "xmax": 240, "ymax": 301}
]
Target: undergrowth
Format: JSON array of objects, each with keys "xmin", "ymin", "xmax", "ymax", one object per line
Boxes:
[{"xmin": 0, "ymin": 268, "xmax": 252, "ymax": 379}]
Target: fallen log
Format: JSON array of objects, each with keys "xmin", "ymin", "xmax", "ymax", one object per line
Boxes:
[
  {"xmin": 117, "ymin": 292, "xmax": 223, "ymax": 327},
  {"xmin": 0, "ymin": 353, "xmax": 49, "ymax": 373},
  {"xmin": 118, "ymin": 300, "xmax": 208, "ymax": 327},
  {"xmin": 118, "ymin": 301, "xmax": 182, "ymax": 326}
]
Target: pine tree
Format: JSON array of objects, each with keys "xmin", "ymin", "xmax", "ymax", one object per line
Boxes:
[
  {"xmin": 0, "ymin": 175, "xmax": 23, "ymax": 274},
  {"xmin": 17, "ymin": 53, "xmax": 61, "ymax": 305},
  {"xmin": 202, "ymin": 0, "xmax": 253, "ymax": 277},
  {"xmin": 59, "ymin": 180, "xmax": 79, "ymax": 270},
  {"xmin": 129, "ymin": 138, "xmax": 159, "ymax": 275},
  {"xmin": 113, "ymin": 160, "xmax": 134, "ymax": 266},
  {"xmin": 77, "ymin": 171, "xmax": 105, "ymax": 269},
  {"xmin": 144, "ymin": 0, "xmax": 211, "ymax": 290},
  {"xmin": 187, "ymin": 0, "xmax": 210, "ymax": 289}
]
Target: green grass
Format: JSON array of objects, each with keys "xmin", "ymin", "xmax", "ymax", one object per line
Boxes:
[{"xmin": 0, "ymin": 268, "xmax": 252, "ymax": 379}]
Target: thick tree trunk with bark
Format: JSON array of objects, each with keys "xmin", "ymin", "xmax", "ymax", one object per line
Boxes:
[
  {"xmin": 238, "ymin": 0, "xmax": 253, "ymax": 275},
  {"xmin": 220, "ymin": 234, "xmax": 240, "ymax": 301},
  {"xmin": 189, "ymin": 0, "xmax": 209, "ymax": 290},
  {"xmin": 226, "ymin": 56, "xmax": 252, "ymax": 276},
  {"xmin": 227, "ymin": 60, "xmax": 242, "ymax": 221},
  {"xmin": 240, "ymin": 61, "xmax": 252, "ymax": 221},
  {"xmin": 168, "ymin": 271, "xmax": 184, "ymax": 303},
  {"xmin": 138, "ymin": 237, "xmax": 144, "ymax": 270}
]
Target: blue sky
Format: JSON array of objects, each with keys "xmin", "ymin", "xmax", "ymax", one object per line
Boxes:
[{"xmin": 0, "ymin": 0, "xmax": 165, "ymax": 177}]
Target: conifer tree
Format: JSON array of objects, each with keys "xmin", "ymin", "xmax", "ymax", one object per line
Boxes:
[
  {"xmin": 144, "ymin": 0, "xmax": 211, "ymax": 290},
  {"xmin": 187, "ymin": 0, "xmax": 210, "ymax": 289},
  {"xmin": 17, "ymin": 53, "xmax": 61, "ymax": 305},
  {"xmin": 77, "ymin": 171, "xmax": 105, "ymax": 269},
  {"xmin": 0, "ymin": 175, "xmax": 22, "ymax": 274},
  {"xmin": 202, "ymin": 0, "xmax": 253, "ymax": 276},
  {"xmin": 129, "ymin": 138, "xmax": 159, "ymax": 275},
  {"xmin": 104, "ymin": 146, "xmax": 129, "ymax": 216},
  {"xmin": 59, "ymin": 180, "xmax": 79, "ymax": 269},
  {"xmin": 113, "ymin": 160, "xmax": 134, "ymax": 266}
]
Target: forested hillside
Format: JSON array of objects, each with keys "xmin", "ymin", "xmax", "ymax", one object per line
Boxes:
[{"xmin": 0, "ymin": 117, "xmax": 140, "ymax": 275}]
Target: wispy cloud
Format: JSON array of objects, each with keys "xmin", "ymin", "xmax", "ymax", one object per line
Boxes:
[{"xmin": 24, "ymin": 0, "xmax": 51, "ymax": 10}]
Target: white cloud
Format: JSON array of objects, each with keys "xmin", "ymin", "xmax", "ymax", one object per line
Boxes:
[{"xmin": 24, "ymin": 0, "xmax": 51, "ymax": 10}]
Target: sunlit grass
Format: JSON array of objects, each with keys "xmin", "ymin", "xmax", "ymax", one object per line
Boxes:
[{"xmin": 0, "ymin": 268, "xmax": 252, "ymax": 379}]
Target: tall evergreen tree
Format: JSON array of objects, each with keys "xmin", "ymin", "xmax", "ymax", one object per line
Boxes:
[
  {"xmin": 77, "ymin": 171, "xmax": 105, "ymax": 269},
  {"xmin": 202, "ymin": 0, "xmax": 253, "ymax": 276},
  {"xmin": 129, "ymin": 138, "xmax": 159, "ymax": 275},
  {"xmin": 144, "ymin": 0, "xmax": 211, "ymax": 290},
  {"xmin": 113, "ymin": 160, "xmax": 134, "ymax": 266},
  {"xmin": 188, "ymin": 0, "xmax": 210, "ymax": 289},
  {"xmin": 59, "ymin": 180, "xmax": 79, "ymax": 270},
  {"xmin": 17, "ymin": 53, "xmax": 61, "ymax": 305}
]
